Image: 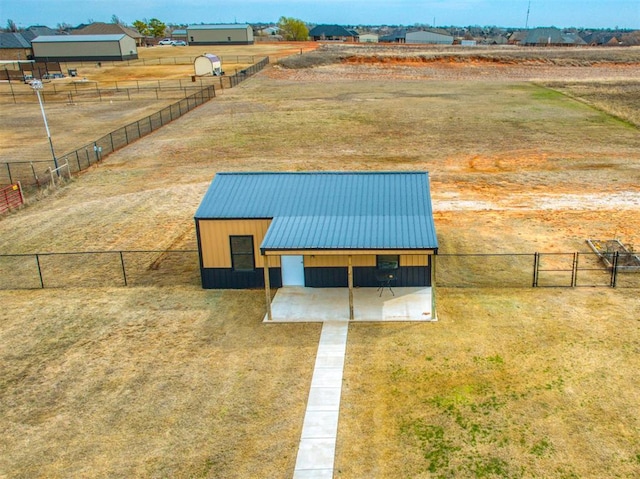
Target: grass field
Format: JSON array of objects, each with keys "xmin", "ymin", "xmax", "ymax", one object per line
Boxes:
[
  {"xmin": 1, "ymin": 44, "xmax": 640, "ymax": 478},
  {"xmin": 0, "ymin": 42, "xmax": 316, "ymax": 162}
]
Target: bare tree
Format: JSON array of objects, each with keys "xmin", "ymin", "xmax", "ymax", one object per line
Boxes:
[
  {"xmin": 111, "ymin": 14, "xmax": 125, "ymax": 26},
  {"xmin": 6, "ymin": 19, "xmax": 18, "ymax": 32}
]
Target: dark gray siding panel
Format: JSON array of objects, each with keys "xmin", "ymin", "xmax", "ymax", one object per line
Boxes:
[
  {"xmin": 354, "ymin": 266, "xmax": 430, "ymax": 287},
  {"xmin": 201, "ymin": 267, "xmax": 282, "ymax": 289},
  {"xmin": 304, "ymin": 266, "xmax": 430, "ymax": 288},
  {"xmin": 304, "ymin": 267, "xmax": 348, "ymax": 287}
]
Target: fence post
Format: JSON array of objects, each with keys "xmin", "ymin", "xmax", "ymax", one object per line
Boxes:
[
  {"xmin": 6, "ymin": 163, "xmax": 12, "ymax": 184},
  {"xmin": 571, "ymin": 252, "xmax": 578, "ymax": 287},
  {"xmin": 611, "ymin": 251, "xmax": 619, "ymax": 288},
  {"xmin": 532, "ymin": 252, "xmax": 539, "ymax": 287},
  {"xmin": 120, "ymin": 251, "xmax": 128, "ymax": 286},
  {"xmin": 35, "ymin": 254, "xmax": 44, "ymax": 288}
]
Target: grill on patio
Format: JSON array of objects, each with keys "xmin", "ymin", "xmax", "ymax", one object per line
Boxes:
[{"xmin": 375, "ymin": 269, "xmax": 397, "ymax": 296}]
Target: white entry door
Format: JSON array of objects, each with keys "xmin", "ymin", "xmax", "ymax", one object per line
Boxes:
[{"xmin": 281, "ymin": 255, "xmax": 305, "ymax": 286}]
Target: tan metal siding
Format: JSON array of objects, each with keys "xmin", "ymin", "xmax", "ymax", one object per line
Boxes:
[
  {"xmin": 400, "ymin": 254, "xmax": 430, "ymax": 267},
  {"xmin": 305, "ymin": 255, "xmax": 376, "ymax": 267},
  {"xmin": 119, "ymin": 36, "xmax": 137, "ymax": 55},
  {"xmin": 198, "ymin": 219, "xmax": 278, "ymax": 268},
  {"xmin": 190, "ymin": 27, "xmax": 252, "ymax": 43},
  {"xmin": 34, "ymin": 41, "xmax": 122, "ymax": 57}
]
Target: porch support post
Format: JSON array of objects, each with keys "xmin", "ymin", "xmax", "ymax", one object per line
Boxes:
[
  {"xmin": 430, "ymin": 253, "xmax": 437, "ymax": 321},
  {"xmin": 348, "ymin": 255, "xmax": 354, "ymax": 320},
  {"xmin": 264, "ymin": 254, "xmax": 272, "ymax": 321}
]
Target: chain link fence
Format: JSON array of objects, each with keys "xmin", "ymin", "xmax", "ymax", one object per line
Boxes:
[
  {"xmin": 1, "ymin": 250, "xmax": 638, "ymax": 290},
  {"xmin": 0, "ymin": 57, "xmax": 270, "ymax": 189},
  {"xmin": 434, "ymin": 252, "xmax": 640, "ymax": 288},
  {"xmin": 0, "ymin": 250, "xmax": 200, "ymax": 289}
]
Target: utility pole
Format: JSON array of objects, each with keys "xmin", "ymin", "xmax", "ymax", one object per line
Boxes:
[
  {"xmin": 525, "ymin": 1, "xmax": 531, "ymax": 29},
  {"xmin": 31, "ymin": 79, "xmax": 59, "ymax": 175}
]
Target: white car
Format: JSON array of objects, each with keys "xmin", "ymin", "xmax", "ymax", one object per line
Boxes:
[{"xmin": 158, "ymin": 38, "xmax": 173, "ymax": 45}]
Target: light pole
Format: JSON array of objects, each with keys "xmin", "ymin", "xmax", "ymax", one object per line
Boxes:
[{"xmin": 31, "ymin": 80, "xmax": 59, "ymax": 174}]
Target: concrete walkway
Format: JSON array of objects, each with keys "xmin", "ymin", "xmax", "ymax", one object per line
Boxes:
[{"xmin": 293, "ymin": 320, "xmax": 349, "ymax": 479}]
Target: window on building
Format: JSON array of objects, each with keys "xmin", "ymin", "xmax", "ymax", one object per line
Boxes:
[
  {"xmin": 230, "ymin": 236, "xmax": 254, "ymax": 271},
  {"xmin": 377, "ymin": 254, "xmax": 399, "ymax": 270}
]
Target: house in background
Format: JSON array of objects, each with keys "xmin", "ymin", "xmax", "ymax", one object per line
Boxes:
[
  {"xmin": 71, "ymin": 22, "xmax": 145, "ymax": 47},
  {"xmin": 308, "ymin": 25, "xmax": 358, "ymax": 42},
  {"xmin": 195, "ymin": 171, "xmax": 438, "ymax": 292},
  {"xmin": 522, "ymin": 27, "xmax": 587, "ymax": 46},
  {"xmin": 32, "ymin": 34, "xmax": 138, "ymax": 61},
  {"xmin": 0, "ymin": 26, "xmax": 58, "ymax": 60},
  {"xmin": 186, "ymin": 24, "xmax": 254, "ymax": 45},
  {"xmin": 0, "ymin": 33, "xmax": 32, "ymax": 60}
]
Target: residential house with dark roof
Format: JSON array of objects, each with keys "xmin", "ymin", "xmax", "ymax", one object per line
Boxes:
[
  {"xmin": 522, "ymin": 27, "xmax": 587, "ymax": 46},
  {"xmin": 308, "ymin": 25, "xmax": 358, "ymax": 41},
  {"xmin": 0, "ymin": 32, "xmax": 32, "ymax": 60},
  {"xmin": 72, "ymin": 22, "xmax": 146, "ymax": 46}
]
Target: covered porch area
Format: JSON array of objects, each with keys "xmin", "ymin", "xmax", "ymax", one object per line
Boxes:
[{"xmin": 263, "ymin": 286, "xmax": 436, "ymax": 323}]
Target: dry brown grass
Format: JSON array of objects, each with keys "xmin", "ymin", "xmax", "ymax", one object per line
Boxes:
[
  {"xmin": 338, "ymin": 288, "xmax": 640, "ymax": 478},
  {"xmin": 0, "ymin": 287, "xmax": 320, "ymax": 478},
  {"xmin": 1, "ymin": 45, "xmax": 640, "ymax": 478},
  {"xmin": 0, "ymin": 42, "xmax": 316, "ymax": 162}
]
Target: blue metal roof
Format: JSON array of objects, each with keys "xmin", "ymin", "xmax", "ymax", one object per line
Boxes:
[{"xmin": 196, "ymin": 172, "xmax": 438, "ymax": 251}]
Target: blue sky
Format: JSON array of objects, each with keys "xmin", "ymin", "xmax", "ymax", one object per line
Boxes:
[{"xmin": 2, "ymin": 0, "xmax": 638, "ymax": 29}]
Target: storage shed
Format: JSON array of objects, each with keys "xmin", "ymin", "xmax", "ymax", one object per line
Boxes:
[
  {"xmin": 194, "ymin": 53, "xmax": 222, "ymax": 76},
  {"xmin": 32, "ymin": 34, "xmax": 138, "ymax": 61},
  {"xmin": 187, "ymin": 24, "xmax": 254, "ymax": 45},
  {"xmin": 195, "ymin": 171, "xmax": 438, "ymax": 291}
]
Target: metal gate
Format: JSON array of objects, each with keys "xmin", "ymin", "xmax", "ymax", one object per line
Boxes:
[
  {"xmin": 0, "ymin": 182, "xmax": 24, "ymax": 214},
  {"xmin": 533, "ymin": 252, "xmax": 615, "ymax": 287}
]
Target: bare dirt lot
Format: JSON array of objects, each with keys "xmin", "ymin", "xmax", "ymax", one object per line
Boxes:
[{"xmin": 1, "ymin": 44, "xmax": 640, "ymax": 478}]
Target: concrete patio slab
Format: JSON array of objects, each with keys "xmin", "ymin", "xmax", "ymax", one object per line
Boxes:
[{"xmin": 265, "ymin": 286, "xmax": 436, "ymax": 323}]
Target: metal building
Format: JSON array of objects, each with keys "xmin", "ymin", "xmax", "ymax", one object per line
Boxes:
[
  {"xmin": 194, "ymin": 172, "xmax": 438, "ymax": 290},
  {"xmin": 187, "ymin": 24, "xmax": 254, "ymax": 45},
  {"xmin": 32, "ymin": 34, "xmax": 138, "ymax": 61},
  {"xmin": 406, "ymin": 29, "xmax": 454, "ymax": 45}
]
